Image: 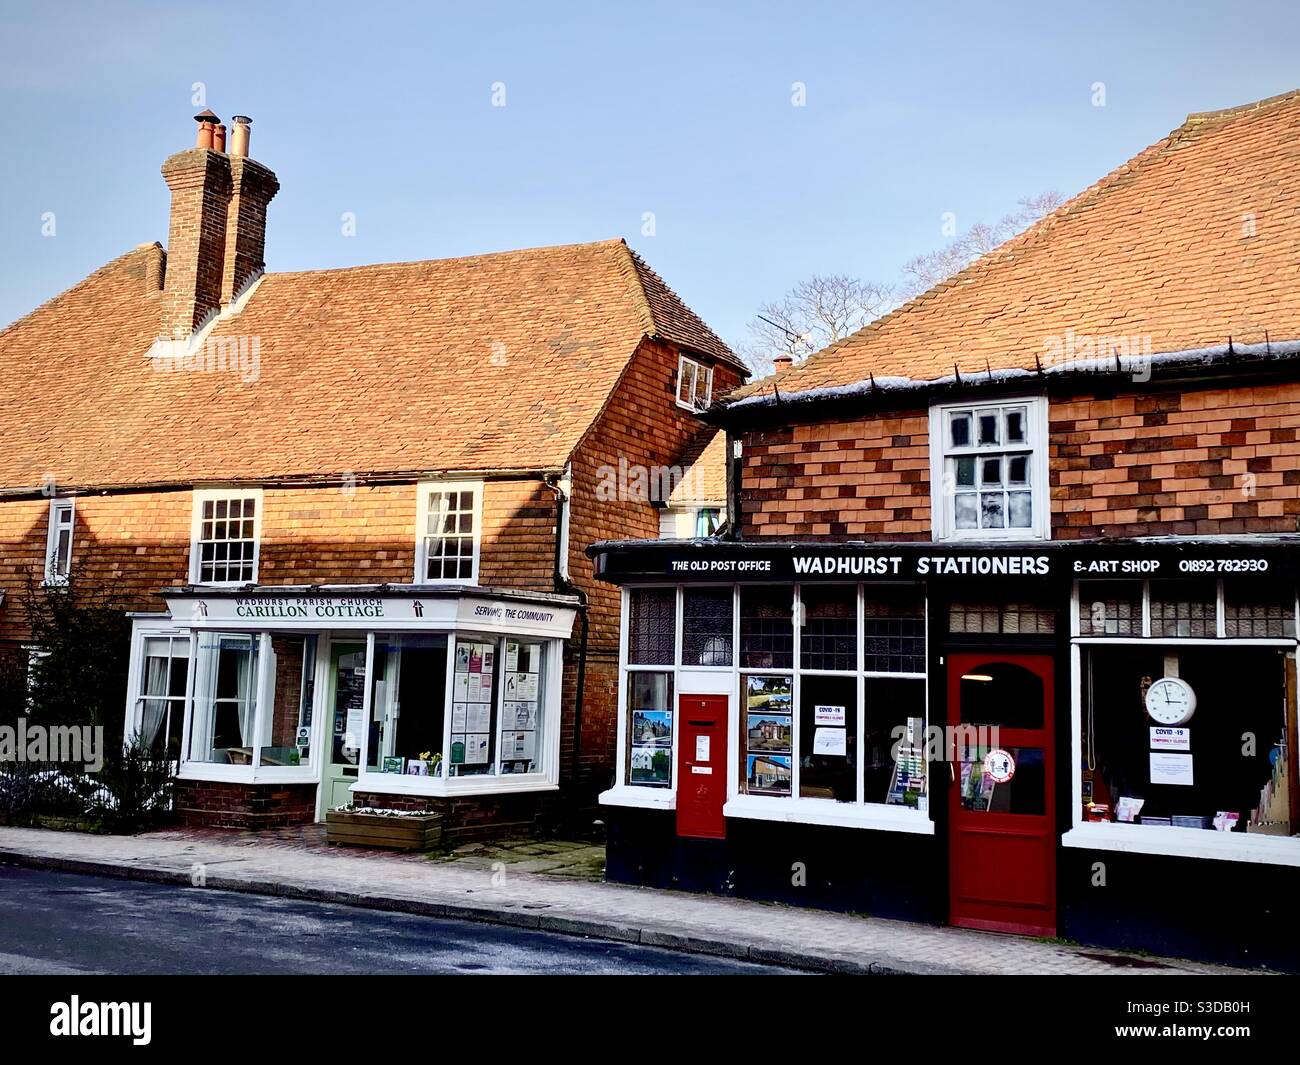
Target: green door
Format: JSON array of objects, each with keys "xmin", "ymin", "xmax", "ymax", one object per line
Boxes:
[{"xmin": 322, "ymin": 642, "xmax": 367, "ymax": 816}]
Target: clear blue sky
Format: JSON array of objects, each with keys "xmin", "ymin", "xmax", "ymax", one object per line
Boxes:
[{"xmin": 2, "ymin": 0, "xmax": 1298, "ymax": 351}]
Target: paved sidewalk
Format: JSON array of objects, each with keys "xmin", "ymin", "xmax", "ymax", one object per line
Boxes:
[{"xmin": 0, "ymin": 826, "xmax": 1260, "ymax": 975}]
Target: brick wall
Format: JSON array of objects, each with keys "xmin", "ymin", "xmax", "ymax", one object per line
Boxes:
[
  {"xmin": 1052, "ymin": 381, "xmax": 1300, "ymax": 538},
  {"xmin": 175, "ymin": 779, "xmax": 316, "ymax": 829},
  {"xmin": 739, "ymin": 412, "xmax": 931, "ymax": 539},
  {"xmin": 567, "ymin": 338, "xmax": 743, "ymax": 773},
  {"xmin": 736, "ymin": 379, "xmax": 1300, "ymax": 542},
  {"xmin": 0, "ymin": 478, "xmax": 558, "ymax": 644}
]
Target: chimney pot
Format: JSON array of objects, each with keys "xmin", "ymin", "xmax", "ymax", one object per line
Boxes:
[
  {"xmin": 193, "ymin": 108, "xmax": 220, "ymax": 150},
  {"xmin": 773, "ymin": 353, "xmax": 795, "ymax": 373},
  {"xmin": 230, "ymin": 116, "xmax": 252, "ymax": 158},
  {"xmin": 213, "ymin": 123, "xmax": 227, "ymax": 153}
]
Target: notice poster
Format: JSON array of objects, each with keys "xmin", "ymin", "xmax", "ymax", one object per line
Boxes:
[
  {"xmin": 1150, "ymin": 752, "xmax": 1194, "ymax": 786},
  {"xmin": 1150, "ymin": 727, "xmax": 1191, "ymax": 751},
  {"xmin": 469, "ymin": 647, "xmax": 483, "ymax": 673},
  {"xmin": 813, "ymin": 727, "xmax": 846, "ymax": 756},
  {"xmin": 505, "ymin": 641, "xmax": 520, "ymax": 673},
  {"xmin": 454, "ymin": 672, "xmax": 470, "ymax": 702},
  {"xmin": 502, "ymin": 731, "xmax": 536, "ymax": 762},
  {"xmin": 467, "ymin": 703, "xmax": 492, "ymax": 733},
  {"xmin": 814, "ymin": 705, "xmax": 846, "ymax": 726},
  {"xmin": 452, "ymin": 703, "xmax": 467, "ymax": 731},
  {"xmin": 463, "ymin": 734, "xmax": 490, "ymax": 764}
]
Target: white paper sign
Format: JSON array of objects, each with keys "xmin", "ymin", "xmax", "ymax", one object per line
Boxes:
[
  {"xmin": 814, "ymin": 705, "xmax": 846, "ymax": 726},
  {"xmin": 813, "ymin": 727, "xmax": 847, "ymax": 756},
  {"xmin": 695, "ymin": 735, "xmax": 711, "ymax": 762},
  {"xmin": 1150, "ymin": 752, "xmax": 1194, "ymax": 786},
  {"xmin": 1150, "ymin": 727, "xmax": 1190, "ymax": 751}
]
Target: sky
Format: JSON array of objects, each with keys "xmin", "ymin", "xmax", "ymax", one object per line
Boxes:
[{"xmin": 2, "ymin": 0, "xmax": 1299, "ymax": 353}]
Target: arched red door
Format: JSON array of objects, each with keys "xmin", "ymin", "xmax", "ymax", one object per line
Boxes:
[{"xmin": 947, "ymin": 653, "xmax": 1055, "ymax": 936}]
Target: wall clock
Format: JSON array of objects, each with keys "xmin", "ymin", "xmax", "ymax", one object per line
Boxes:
[{"xmin": 1145, "ymin": 676, "xmax": 1196, "ymax": 725}]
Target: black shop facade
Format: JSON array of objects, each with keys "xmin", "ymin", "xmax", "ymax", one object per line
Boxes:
[{"xmin": 588, "ymin": 536, "xmax": 1300, "ymax": 971}]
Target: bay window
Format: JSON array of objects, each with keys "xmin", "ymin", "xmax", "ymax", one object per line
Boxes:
[
  {"xmin": 132, "ymin": 634, "xmax": 189, "ymax": 760},
  {"xmin": 188, "ymin": 633, "xmax": 259, "ymax": 764}
]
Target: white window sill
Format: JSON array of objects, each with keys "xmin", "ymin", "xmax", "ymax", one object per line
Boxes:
[
  {"xmin": 723, "ymin": 795, "xmax": 934, "ymax": 834},
  {"xmin": 178, "ymin": 763, "xmax": 315, "ymax": 784},
  {"xmin": 352, "ymin": 775, "xmax": 557, "ymax": 798},
  {"xmin": 1062, "ymin": 822, "xmax": 1300, "ymax": 867},
  {"xmin": 599, "ymin": 785, "xmax": 675, "ymax": 811}
]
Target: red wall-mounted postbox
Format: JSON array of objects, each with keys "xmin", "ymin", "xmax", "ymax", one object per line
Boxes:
[{"xmin": 675, "ymin": 694, "xmax": 728, "ymax": 839}]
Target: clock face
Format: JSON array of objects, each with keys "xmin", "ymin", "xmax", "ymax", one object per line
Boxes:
[{"xmin": 1146, "ymin": 677, "xmax": 1196, "ymax": 725}]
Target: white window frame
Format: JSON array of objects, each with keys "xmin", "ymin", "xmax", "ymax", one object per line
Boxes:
[
  {"xmin": 675, "ymin": 355, "xmax": 713, "ymax": 412},
  {"xmin": 602, "ymin": 582, "xmax": 934, "ymax": 834},
  {"xmin": 43, "ymin": 497, "xmax": 75, "ymax": 585},
  {"xmin": 1063, "ymin": 579, "xmax": 1300, "ymax": 866},
  {"xmin": 122, "ymin": 619, "xmax": 191, "ymax": 758},
  {"xmin": 929, "ymin": 395, "xmax": 1049, "ymax": 542},
  {"xmin": 352, "ymin": 630, "xmax": 563, "ymax": 797},
  {"xmin": 189, "ymin": 488, "xmax": 263, "ymax": 587},
  {"xmin": 414, "ymin": 481, "xmax": 482, "ymax": 585}
]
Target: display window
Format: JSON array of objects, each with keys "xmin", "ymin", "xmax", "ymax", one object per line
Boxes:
[
  {"xmin": 259, "ymin": 635, "xmax": 316, "ymax": 767},
  {"xmin": 187, "ymin": 633, "xmax": 260, "ymax": 764},
  {"xmin": 367, "ymin": 635, "xmax": 447, "ymax": 775},
  {"xmin": 616, "ymin": 582, "xmax": 931, "ymax": 825},
  {"xmin": 1069, "ymin": 577, "xmax": 1299, "ymax": 862}
]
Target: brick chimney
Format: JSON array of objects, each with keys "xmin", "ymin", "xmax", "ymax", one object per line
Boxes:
[
  {"xmin": 158, "ymin": 111, "xmax": 277, "ymax": 338},
  {"xmin": 220, "ymin": 117, "xmax": 279, "ymax": 307}
]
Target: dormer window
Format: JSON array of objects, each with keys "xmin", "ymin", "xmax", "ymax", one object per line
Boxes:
[{"xmin": 676, "ymin": 355, "xmax": 713, "ymax": 412}]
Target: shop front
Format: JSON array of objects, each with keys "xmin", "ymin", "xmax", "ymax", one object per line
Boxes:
[
  {"xmin": 122, "ymin": 585, "xmax": 577, "ymax": 831},
  {"xmin": 589, "ymin": 537, "xmax": 1300, "ymax": 969}
]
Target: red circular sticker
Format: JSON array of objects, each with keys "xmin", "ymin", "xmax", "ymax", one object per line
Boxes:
[{"xmin": 983, "ymin": 748, "xmax": 1015, "ymax": 783}]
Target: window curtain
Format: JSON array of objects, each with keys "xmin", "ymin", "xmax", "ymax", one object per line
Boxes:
[
  {"xmin": 233, "ymin": 637, "xmax": 256, "ymax": 747},
  {"xmin": 139, "ymin": 654, "xmax": 168, "ymax": 752}
]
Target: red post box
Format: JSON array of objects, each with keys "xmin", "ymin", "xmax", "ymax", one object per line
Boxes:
[{"xmin": 675, "ymin": 694, "xmax": 728, "ymax": 839}]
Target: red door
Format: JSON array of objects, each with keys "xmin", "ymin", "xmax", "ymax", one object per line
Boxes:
[
  {"xmin": 675, "ymin": 694, "xmax": 728, "ymax": 839},
  {"xmin": 947, "ymin": 653, "xmax": 1055, "ymax": 936}
]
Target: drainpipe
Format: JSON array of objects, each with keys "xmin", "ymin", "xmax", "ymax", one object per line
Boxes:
[{"xmin": 545, "ymin": 470, "xmax": 589, "ymax": 793}]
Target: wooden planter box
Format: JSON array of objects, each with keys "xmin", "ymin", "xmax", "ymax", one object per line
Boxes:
[{"xmin": 325, "ymin": 810, "xmax": 443, "ymax": 851}]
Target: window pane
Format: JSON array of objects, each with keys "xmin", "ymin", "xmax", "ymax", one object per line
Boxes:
[
  {"xmin": 862, "ymin": 588, "xmax": 926, "ymax": 673},
  {"xmin": 741, "ymin": 675, "xmax": 792, "ymax": 796},
  {"xmin": 1223, "ymin": 584, "xmax": 1296, "ymax": 638},
  {"xmin": 863, "ymin": 677, "xmax": 926, "ymax": 806},
  {"xmin": 1005, "ymin": 407, "xmax": 1026, "ymax": 443},
  {"xmin": 954, "ymin": 492, "xmax": 978, "ymax": 529},
  {"xmin": 740, "ymin": 586, "xmax": 793, "ymax": 669},
  {"xmin": 978, "ymin": 412, "xmax": 999, "ymax": 445},
  {"xmin": 628, "ymin": 672, "xmax": 673, "ymax": 787},
  {"xmin": 980, "ymin": 492, "xmax": 1005, "ymax": 528},
  {"xmin": 980, "ymin": 458, "xmax": 1002, "ymax": 486},
  {"xmin": 501, "ymin": 639, "xmax": 546, "ymax": 775},
  {"xmin": 682, "ymin": 588, "xmax": 733, "ymax": 666},
  {"xmin": 360, "ymin": 634, "xmax": 446, "ymax": 775},
  {"xmin": 954, "ymin": 456, "xmax": 975, "ymax": 487},
  {"xmin": 1008, "ymin": 491, "xmax": 1032, "ymax": 528},
  {"xmin": 188, "ymin": 633, "xmax": 258, "ymax": 764},
  {"xmin": 798, "ymin": 674, "xmax": 856, "ymax": 802},
  {"xmin": 1078, "ymin": 580, "xmax": 1142, "ymax": 636},
  {"xmin": 628, "ymin": 588, "xmax": 676, "ymax": 665},
  {"xmin": 258, "ymin": 635, "xmax": 320, "ymax": 768},
  {"xmin": 449, "ymin": 638, "xmax": 498, "ymax": 776},
  {"xmin": 1082, "ymin": 646, "xmax": 1288, "ymax": 831},
  {"xmin": 959, "ymin": 661, "xmax": 1043, "ymax": 728},
  {"xmin": 959, "ymin": 746, "xmax": 1045, "ymax": 814},
  {"xmin": 949, "ymin": 412, "xmax": 971, "ymax": 448},
  {"xmin": 800, "ymin": 585, "xmax": 856, "ymax": 671},
  {"xmin": 1150, "ymin": 579, "xmax": 1216, "ymax": 638},
  {"xmin": 1007, "ymin": 455, "xmax": 1028, "ymax": 484},
  {"xmin": 678, "ymin": 361, "xmax": 696, "ymax": 405}
]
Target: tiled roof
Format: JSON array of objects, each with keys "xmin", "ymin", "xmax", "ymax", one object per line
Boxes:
[
  {"xmin": 0, "ymin": 238, "xmax": 737, "ymax": 492},
  {"xmin": 668, "ymin": 429, "xmax": 728, "ymax": 505},
  {"xmin": 727, "ymin": 89, "xmax": 1300, "ymax": 405}
]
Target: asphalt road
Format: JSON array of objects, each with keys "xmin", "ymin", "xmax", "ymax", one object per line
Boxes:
[{"xmin": 0, "ymin": 865, "xmax": 803, "ymax": 975}]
